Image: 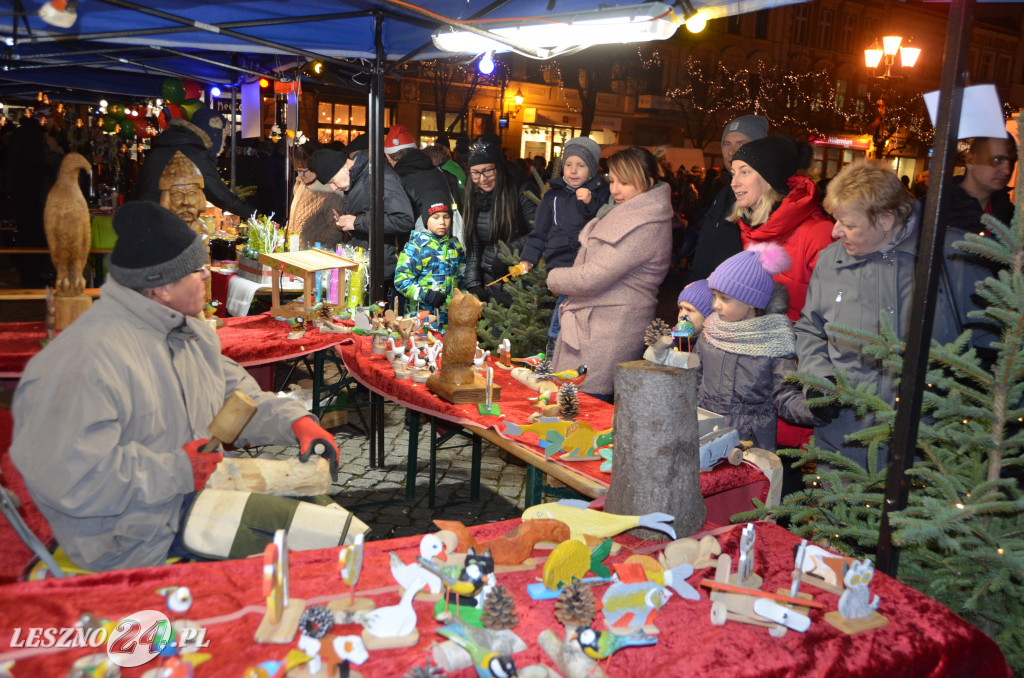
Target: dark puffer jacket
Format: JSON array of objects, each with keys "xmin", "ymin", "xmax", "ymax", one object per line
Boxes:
[
  {"xmin": 134, "ymin": 119, "xmax": 252, "ymax": 217},
  {"xmin": 392, "ymin": 149, "xmax": 459, "ymax": 224},
  {"xmin": 463, "ymin": 184, "xmax": 536, "ymax": 305},
  {"xmin": 684, "ymin": 174, "xmax": 742, "ymax": 285},
  {"xmin": 342, "ymin": 152, "xmax": 415, "ymax": 281},
  {"xmin": 520, "ymin": 174, "xmax": 610, "ymax": 271}
]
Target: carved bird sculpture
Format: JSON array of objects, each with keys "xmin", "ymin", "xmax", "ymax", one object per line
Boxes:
[
  {"xmin": 354, "ymin": 578, "xmax": 425, "ymax": 638},
  {"xmin": 433, "ymin": 518, "xmax": 570, "ymax": 566},
  {"xmin": 511, "ymin": 353, "xmax": 546, "ymax": 368},
  {"xmin": 436, "ymin": 623, "xmax": 518, "ymax": 678},
  {"xmin": 44, "ymin": 152, "xmax": 92, "ymax": 297},
  {"xmin": 575, "ymin": 625, "xmax": 657, "ymax": 660},
  {"xmin": 535, "ymin": 365, "xmax": 588, "ymax": 387},
  {"xmin": 390, "ymin": 533, "xmax": 447, "ymax": 595}
]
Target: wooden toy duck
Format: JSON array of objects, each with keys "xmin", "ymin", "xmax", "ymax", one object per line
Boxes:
[
  {"xmin": 473, "ymin": 346, "xmax": 491, "ymax": 367},
  {"xmin": 355, "ymin": 578, "xmax": 425, "ymax": 638},
  {"xmin": 390, "ymin": 533, "xmax": 447, "ymax": 595}
]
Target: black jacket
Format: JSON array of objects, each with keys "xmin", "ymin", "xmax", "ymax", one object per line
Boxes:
[
  {"xmin": 684, "ymin": 175, "xmax": 742, "ymax": 285},
  {"xmin": 392, "ymin": 149, "xmax": 458, "ymax": 223},
  {"xmin": 520, "ymin": 175, "xmax": 610, "ymax": 271},
  {"xmin": 463, "ymin": 184, "xmax": 536, "ymax": 305},
  {"xmin": 343, "ymin": 152, "xmax": 415, "ymax": 281},
  {"xmin": 134, "ymin": 120, "xmax": 252, "ymax": 217},
  {"xmin": 941, "ymin": 177, "xmax": 1014, "ymax": 350}
]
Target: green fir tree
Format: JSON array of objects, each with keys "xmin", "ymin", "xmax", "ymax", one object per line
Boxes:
[
  {"xmin": 739, "ymin": 137, "xmax": 1024, "ymax": 673},
  {"xmin": 476, "ymin": 241, "xmax": 556, "ymax": 357}
]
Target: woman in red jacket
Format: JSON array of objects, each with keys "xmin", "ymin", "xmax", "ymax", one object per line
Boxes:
[
  {"xmin": 728, "ymin": 135, "xmax": 834, "ymax": 322},
  {"xmin": 728, "ymin": 134, "xmax": 834, "ymax": 456}
]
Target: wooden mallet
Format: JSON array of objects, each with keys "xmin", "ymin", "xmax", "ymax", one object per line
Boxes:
[{"xmin": 199, "ymin": 391, "xmax": 258, "ymax": 453}]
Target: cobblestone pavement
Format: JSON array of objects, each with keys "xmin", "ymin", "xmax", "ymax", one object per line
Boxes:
[{"xmin": 250, "ymin": 401, "xmax": 529, "ymax": 542}]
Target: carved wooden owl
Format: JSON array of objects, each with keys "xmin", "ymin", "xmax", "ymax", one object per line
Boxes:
[
  {"xmin": 43, "ymin": 152, "xmax": 92, "ymax": 297},
  {"xmin": 837, "ymin": 558, "xmax": 881, "ymax": 619}
]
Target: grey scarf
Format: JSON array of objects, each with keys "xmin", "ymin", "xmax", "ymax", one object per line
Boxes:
[{"xmin": 703, "ymin": 312, "xmax": 796, "ymax": 358}]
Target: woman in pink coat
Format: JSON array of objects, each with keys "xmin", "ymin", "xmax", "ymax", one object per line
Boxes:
[
  {"xmin": 547, "ymin": 147, "xmax": 672, "ymax": 400},
  {"xmin": 729, "ymin": 135, "xmax": 834, "ymax": 322},
  {"xmin": 728, "ymin": 134, "xmax": 834, "ymax": 452}
]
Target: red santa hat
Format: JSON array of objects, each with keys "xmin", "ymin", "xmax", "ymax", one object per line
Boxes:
[{"xmin": 384, "ymin": 124, "xmax": 417, "ymax": 155}]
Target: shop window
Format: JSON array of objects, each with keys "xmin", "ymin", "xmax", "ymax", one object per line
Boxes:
[
  {"xmin": 793, "ymin": 5, "xmax": 809, "ymax": 45},
  {"xmin": 316, "ymin": 101, "xmax": 391, "ymax": 145},
  {"xmin": 419, "ymin": 110, "xmax": 467, "ymax": 146}
]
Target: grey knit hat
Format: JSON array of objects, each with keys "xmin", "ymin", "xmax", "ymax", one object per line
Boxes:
[
  {"xmin": 107, "ymin": 201, "xmax": 207, "ymax": 289},
  {"xmin": 562, "ymin": 136, "xmax": 601, "ymax": 179},
  {"xmin": 721, "ymin": 115, "xmax": 769, "ymax": 147}
]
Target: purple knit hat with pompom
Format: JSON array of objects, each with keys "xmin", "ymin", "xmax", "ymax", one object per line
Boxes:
[
  {"xmin": 677, "ymin": 279, "xmax": 713, "ymax": 318},
  {"xmin": 707, "ymin": 242, "xmax": 791, "ymax": 310}
]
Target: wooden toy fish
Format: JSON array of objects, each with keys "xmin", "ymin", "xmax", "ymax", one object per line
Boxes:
[
  {"xmin": 433, "ymin": 519, "xmax": 570, "ymax": 566},
  {"xmin": 601, "ymin": 580, "xmax": 673, "ymax": 629},
  {"xmin": 503, "ymin": 418, "xmax": 613, "ymax": 461},
  {"xmin": 522, "ymin": 499, "xmax": 676, "ymax": 543},
  {"xmin": 542, "ymin": 538, "xmax": 613, "ymax": 590}
]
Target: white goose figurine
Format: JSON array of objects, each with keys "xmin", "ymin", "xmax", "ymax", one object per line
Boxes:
[
  {"xmin": 473, "ymin": 347, "xmax": 491, "ymax": 367},
  {"xmin": 356, "ymin": 578, "xmax": 426, "ymax": 637},
  {"xmin": 388, "ymin": 337, "xmax": 405, "ymax": 359},
  {"xmin": 390, "ymin": 533, "xmax": 446, "ymax": 595}
]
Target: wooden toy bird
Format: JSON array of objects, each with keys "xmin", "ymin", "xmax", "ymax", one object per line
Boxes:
[
  {"xmin": 353, "ymin": 579, "xmax": 425, "ymax": 638},
  {"xmin": 511, "ymin": 353, "xmax": 546, "ymax": 368},
  {"xmin": 601, "ymin": 579, "xmax": 673, "ymax": 629},
  {"xmin": 535, "ymin": 364, "xmax": 588, "ymax": 387},
  {"xmin": 433, "ymin": 519, "xmax": 570, "ymax": 566},
  {"xmin": 436, "ymin": 623, "xmax": 519, "ymax": 678},
  {"xmin": 575, "ymin": 625, "xmax": 657, "ymax": 660},
  {"xmin": 418, "ymin": 546, "xmax": 493, "ymax": 611},
  {"xmin": 390, "ymin": 533, "xmax": 447, "ymax": 595},
  {"xmin": 522, "ymin": 499, "xmax": 676, "ymax": 543}
]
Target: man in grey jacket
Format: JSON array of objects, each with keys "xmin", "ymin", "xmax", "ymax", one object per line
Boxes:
[{"xmin": 10, "ymin": 202, "xmax": 341, "ymax": 571}]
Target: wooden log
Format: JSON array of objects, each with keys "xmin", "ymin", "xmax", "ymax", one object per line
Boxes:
[
  {"xmin": 54, "ymin": 294, "xmax": 92, "ymax": 330},
  {"xmin": 205, "ymin": 456, "xmax": 332, "ymax": 496},
  {"xmin": 605, "ymin": 360, "xmax": 704, "ymax": 539},
  {"xmin": 509, "ymin": 367, "xmax": 559, "ymax": 394}
]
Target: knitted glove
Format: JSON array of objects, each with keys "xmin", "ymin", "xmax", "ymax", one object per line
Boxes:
[
  {"xmin": 293, "ymin": 416, "xmax": 339, "ymax": 480},
  {"xmin": 182, "ymin": 439, "xmax": 223, "ymax": 491},
  {"xmin": 422, "ymin": 289, "xmax": 447, "ymax": 308},
  {"xmin": 807, "ymin": 376, "xmax": 842, "ymax": 425}
]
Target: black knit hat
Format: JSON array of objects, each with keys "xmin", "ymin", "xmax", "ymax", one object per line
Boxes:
[
  {"xmin": 467, "ymin": 134, "xmax": 503, "ymax": 167},
  {"xmin": 107, "ymin": 201, "xmax": 207, "ymax": 289},
  {"xmin": 310, "ymin": 148, "xmax": 349, "ymax": 185},
  {"xmin": 345, "ymin": 134, "xmax": 369, "ymax": 154},
  {"xmin": 730, "ymin": 134, "xmax": 813, "ymax": 195}
]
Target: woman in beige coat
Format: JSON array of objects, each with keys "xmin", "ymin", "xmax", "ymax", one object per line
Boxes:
[{"xmin": 548, "ymin": 147, "xmax": 673, "ymax": 400}]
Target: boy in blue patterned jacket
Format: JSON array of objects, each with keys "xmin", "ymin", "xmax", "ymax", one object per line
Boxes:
[{"xmin": 394, "ymin": 199, "xmax": 465, "ymax": 326}]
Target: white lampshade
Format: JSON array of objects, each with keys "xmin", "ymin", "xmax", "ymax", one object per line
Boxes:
[
  {"xmin": 864, "ymin": 47, "xmax": 884, "ymax": 69},
  {"xmin": 882, "ymin": 35, "xmax": 902, "ymax": 56},
  {"xmin": 900, "ymin": 46, "xmax": 921, "ymax": 68}
]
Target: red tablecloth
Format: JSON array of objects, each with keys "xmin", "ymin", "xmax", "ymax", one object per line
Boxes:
[
  {"xmin": 339, "ymin": 336, "xmax": 770, "ymax": 523},
  {"xmin": 0, "ymin": 518, "xmax": 1009, "ymax": 677},
  {"xmin": 0, "ymin": 314, "xmax": 353, "ymax": 377}
]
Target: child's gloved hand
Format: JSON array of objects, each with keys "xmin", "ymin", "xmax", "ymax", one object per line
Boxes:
[
  {"xmin": 806, "ymin": 376, "xmax": 841, "ymax": 424},
  {"xmin": 422, "ymin": 289, "xmax": 447, "ymax": 308},
  {"xmin": 292, "ymin": 416, "xmax": 340, "ymax": 480},
  {"xmin": 182, "ymin": 439, "xmax": 222, "ymax": 491}
]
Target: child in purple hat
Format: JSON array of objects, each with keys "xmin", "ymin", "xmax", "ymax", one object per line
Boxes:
[
  {"xmin": 696, "ymin": 243, "xmax": 823, "ymax": 451},
  {"xmin": 677, "ymin": 279, "xmax": 713, "ymax": 337}
]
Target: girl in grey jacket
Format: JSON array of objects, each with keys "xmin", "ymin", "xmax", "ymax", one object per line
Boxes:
[{"xmin": 696, "ymin": 244, "xmax": 821, "ymax": 451}]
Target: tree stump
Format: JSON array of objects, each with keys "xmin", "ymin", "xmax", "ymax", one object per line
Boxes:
[{"xmin": 605, "ymin": 360, "xmax": 704, "ymax": 539}]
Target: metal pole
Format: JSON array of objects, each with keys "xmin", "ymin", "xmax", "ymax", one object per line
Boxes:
[
  {"xmin": 876, "ymin": 0, "xmax": 974, "ymax": 576},
  {"xmin": 230, "ymin": 86, "xmax": 237, "ymax": 193},
  {"xmin": 369, "ymin": 11, "xmax": 388, "ymax": 469}
]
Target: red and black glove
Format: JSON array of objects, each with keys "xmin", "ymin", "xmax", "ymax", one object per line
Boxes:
[
  {"xmin": 182, "ymin": 438, "xmax": 223, "ymax": 491},
  {"xmin": 293, "ymin": 416, "xmax": 340, "ymax": 480}
]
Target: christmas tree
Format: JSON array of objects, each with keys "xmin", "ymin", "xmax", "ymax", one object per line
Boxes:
[
  {"xmin": 739, "ymin": 137, "xmax": 1024, "ymax": 672},
  {"xmin": 476, "ymin": 241, "xmax": 556, "ymax": 357}
]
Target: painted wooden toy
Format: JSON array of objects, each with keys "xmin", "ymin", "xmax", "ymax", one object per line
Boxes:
[
  {"xmin": 432, "ymin": 519, "xmax": 570, "ymax": 567},
  {"xmin": 511, "ymin": 353, "xmax": 546, "ymax": 368},
  {"xmin": 353, "ymin": 579, "xmax": 425, "ymax": 648},
  {"xmin": 534, "ymin": 365, "xmax": 588, "ymax": 387},
  {"xmin": 330, "ymin": 533, "xmax": 374, "ymax": 613},
  {"xmin": 522, "ymin": 499, "xmax": 676, "ymax": 544},
  {"xmin": 255, "ymin": 530, "xmax": 307, "ymax": 644},
  {"xmin": 798, "ymin": 543, "xmax": 859, "ymax": 594},
  {"xmin": 825, "ymin": 558, "xmax": 888, "ymax": 634},
  {"xmin": 436, "ymin": 623, "xmax": 519, "ymax": 678},
  {"xmin": 620, "ymin": 556, "xmax": 700, "ymax": 600},
  {"xmin": 541, "ymin": 539, "xmax": 613, "ymax": 591},
  {"xmin": 659, "ymin": 535, "xmax": 722, "ymax": 571},
  {"xmin": 418, "ymin": 546, "xmax": 494, "ymax": 612},
  {"xmin": 575, "ymin": 625, "xmax": 656, "ymax": 675},
  {"xmin": 601, "ymin": 578, "xmax": 673, "ymax": 631},
  {"xmin": 497, "ymin": 339, "xmax": 513, "ymax": 369},
  {"xmin": 503, "ymin": 419, "xmax": 613, "ymax": 461},
  {"xmin": 390, "ymin": 533, "xmax": 447, "ymax": 597}
]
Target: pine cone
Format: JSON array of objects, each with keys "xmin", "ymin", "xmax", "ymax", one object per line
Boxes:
[
  {"xmin": 558, "ymin": 383, "xmax": 580, "ymax": 420},
  {"xmin": 313, "ymin": 302, "xmax": 334, "ymax": 323},
  {"xmin": 480, "ymin": 584, "xmax": 519, "ymax": 630},
  {"xmin": 404, "ymin": 662, "xmax": 445, "ymax": 678},
  {"xmin": 534, "ymin": 359, "xmax": 553, "ymax": 375},
  {"xmin": 554, "ymin": 579, "xmax": 596, "ymax": 629},
  {"xmin": 644, "ymin": 319, "xmax": 672, "ymax": 346}
]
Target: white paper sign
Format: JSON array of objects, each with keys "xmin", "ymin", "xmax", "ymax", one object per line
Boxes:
[{"xmin": 923, "ymin": 83, "xmax": 1006, "ymax": 139}]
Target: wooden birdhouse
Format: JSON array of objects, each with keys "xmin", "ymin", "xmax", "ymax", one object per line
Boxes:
[{"xmin": 257, "ymin": 250, "xmax": 359, "ymax": 319}]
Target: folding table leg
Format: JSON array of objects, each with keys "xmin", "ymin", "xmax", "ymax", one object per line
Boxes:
[
  {"xmin": 525, "ymin": 466, "xmax": 543, "ymax": 507},
  {"xmin": 429, "ymin": 417, "xmax": 438, "ymax": 509},
  {"xmin": 470, "ymin": 435, "xmax": 482, "ymax": 503},
  {"xmin": 373, "ymin": 392, "xmax": 385, "ymax": 467},
  {"xmin": 406, "ymin": 410, "xmax": 419, "ymax": 501}
]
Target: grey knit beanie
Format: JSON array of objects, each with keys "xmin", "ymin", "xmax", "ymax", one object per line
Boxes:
[
  {"xmin": 562, "ymin": 136, "xmax": 601, "ymax": 179},
  {"xmin": 107, "ymin": 201, "xmax": 208, "ymax": 289},
  {"xmin": 721, "ymin": 115, "xmax": 769, "ymax": 147}
]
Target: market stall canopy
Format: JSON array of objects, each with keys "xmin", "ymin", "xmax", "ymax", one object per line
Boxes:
[{"xmin": 0, "ymin": 0, "xmax": 809, "ymax": 98}]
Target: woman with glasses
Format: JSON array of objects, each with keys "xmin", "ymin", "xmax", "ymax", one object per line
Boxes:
[
  {"xmin": 288, "ymin": 139, "xmax": 348, "ymax": 249},
  {"xmin": 546, "ymin": 147, "xmax": 672, "ymax": 401},
  {"xmin": 462, "ymin": 135, "xmax": 536, "ymax": 305}
]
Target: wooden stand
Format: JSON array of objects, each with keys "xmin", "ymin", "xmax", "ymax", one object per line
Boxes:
[
  {"xmin": 54, "ymin": 294, "xmax": 92, "ymax": 330},
  {"xmin": 605, "ymin": 360, "xmax": 704, "ymax": 539},
  {"xmin": 254, "ymin": 597, "xmax": 306, "ymax": 643},
  {"xmin": 426, "ymin": 372, "xmax": 501, "ymax": 404},
  {"xmin": 825, "ymin": 610, "xmax": 888, "ymax": 634},
  {"xmin": 258, "ymin": 250, "xmax": 359, "ymax": 319},
  {"xmin": 361, "ymin": 629, "xmax": 419, "ymax": 650}
]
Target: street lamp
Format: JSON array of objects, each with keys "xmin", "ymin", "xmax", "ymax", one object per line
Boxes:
[{"xmin": 864, "ymin": 34, "xmax": 921, "ymax": 158}]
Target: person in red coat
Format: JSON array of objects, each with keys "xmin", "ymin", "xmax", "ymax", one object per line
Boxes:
[
  {"xmin": 728, "ymin": 135, "xmax": 834, "ymax": 323},
  {"xmin": 727, "ymin": 134, "xmax": 835, "ymax": 458}
]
